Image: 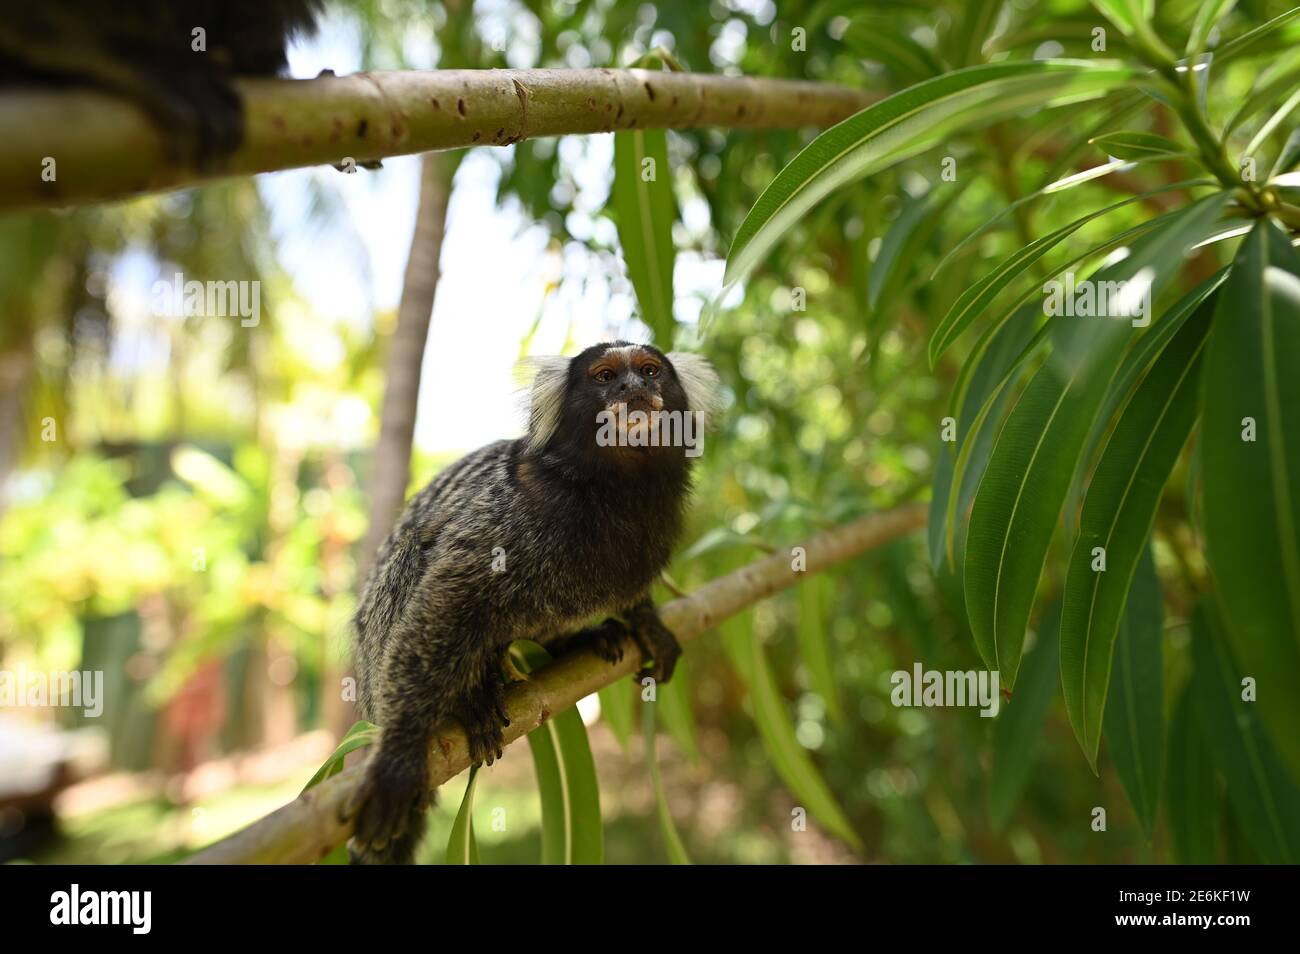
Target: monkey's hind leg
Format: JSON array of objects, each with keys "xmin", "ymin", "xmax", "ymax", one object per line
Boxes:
[{"xmin": 348, "ymin": 623, "xmax": 510, "ymax": 864}]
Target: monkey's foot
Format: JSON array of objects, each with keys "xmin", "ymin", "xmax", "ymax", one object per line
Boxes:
[
  {"xmin": 459, "ymin": 671, "xmax": 510, "ymax": 766},
  {"xmin": 628, "ymin": 617, "xmax": 681, "ymax": 685},
  {"xmin": 347, "ymin": 741, "xmax": 431, "ymax": 863}
]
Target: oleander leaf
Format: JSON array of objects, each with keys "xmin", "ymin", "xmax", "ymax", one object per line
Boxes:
[
  {"xmin": 1100, "ymin": 547, "xmax": 1165, "ymax": 832},
  {"xmin": 1166, "ymin": 684, "xmax": 1219, "ymax": 864},
  {"xmin": 1060, "ymin": 299, "xmax": 1211, "ymax": 769},
  {"xmin": 1200, "ymin": 219, "xmax": 1300, "ymax": 782},
  {"xmin": 1190, "ymin": 604, "xmax": 1300, "ymax": 863},
  {"xmin": 989, "ymin": 602, "xmax": 1062, "ymax": 831},
  {"xmin": 613, "ymin": 127, "xmax": 677, "ymax": 348},
  {"xmin": 724, "ymin": 60, "xmax": 1137, "ymax": 288},
  {"xmin": 511, "ymin": 641, "xmax": 604, "ymax": 864},
  {"xmin": 964, "ymin": 193, "xmax": 1231, "ymax": 686}
]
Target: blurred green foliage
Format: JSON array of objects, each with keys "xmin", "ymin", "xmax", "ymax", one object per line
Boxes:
[{"xmin": 5, "ymin": 0, "xmax": 1299, "ymax": 865}]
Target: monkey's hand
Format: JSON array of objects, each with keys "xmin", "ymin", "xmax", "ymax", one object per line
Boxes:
[
  {"xmin": 347, "ymin": 736, "xmax": 430, "ymax": 865},
  {"xmin": 624, "ymin": 598, "xmax": 681, "ymax": 684}
]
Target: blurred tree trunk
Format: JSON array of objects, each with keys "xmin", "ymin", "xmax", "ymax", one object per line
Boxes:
[
  {"xmin": 339, "ymin": 151, "xmax": 456, "ymax": 735},
  {"xmin": 0, "ymin": 344, "xmax": 32, "ymax": 505}
]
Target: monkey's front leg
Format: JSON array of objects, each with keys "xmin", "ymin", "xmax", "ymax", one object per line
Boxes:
[{"xmin": 623, "ymin": 597, "xmax": 681, "ymax": 684}]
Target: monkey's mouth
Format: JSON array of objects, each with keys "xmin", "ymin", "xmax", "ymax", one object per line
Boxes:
[
  {"xmin": 607, "ymin": 392, "xmax": 663, "ymax": 415},
  {"xmin": 603, "ymin": 394, "xmax": 664, "ymax": 448}
]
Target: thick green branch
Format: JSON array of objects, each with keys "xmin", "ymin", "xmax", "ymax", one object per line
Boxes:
[
  {"xmin": 183, "ymin": 502, "xmax": 926, "ymax": 865},
  {"xmin": 1, "ymin": 68, "xmax": 878, "ymax": 212}
]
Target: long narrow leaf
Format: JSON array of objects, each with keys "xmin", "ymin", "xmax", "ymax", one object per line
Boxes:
[
  {"xmin": 445, "ymin": 765, "xmax": 481, "ymax": 865},
  {"xmin": 989, "ymin": 602, "xmax": 1062, "ymax": 830},
  {"xmin": 964, "ymin": 194, "xmax": 1231, "ymax": 686},
  {"xmin": 1060, "ymin": 298, "xmax": 1212, "ymax": 768},
  {"xmin": 1200, "ymin": 219, "xmax": 1300, "ymax": 782},
  {"xmin": 1100, "ymin": 548, "xmax": 1165, "ymax": 832},
  {"xmin": 724, "ymin": 60, "xmax": 1136, "ymax": 288},
  {"xmin": 511, "ymin": 641, "xmax": 604, "ymax": 864},
  {"xmin": 721, "ymin": 613, "xmax": 863, "ymax": 850},
  {"xmin": 613, "ymin": 128, "xmax": 677, "ymax": 348},
  {"xmin": 1166, "ymin": 684, "xmax": 1219, "ymax": 864},
  {"xmin": 1190, "ymin": 604, "xmax": 1300, "ymax": 863},
  {"xmin": 642, "ymin": 697, "xmax": 691, "ymax": 864}
]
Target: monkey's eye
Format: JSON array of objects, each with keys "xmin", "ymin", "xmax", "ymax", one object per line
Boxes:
[
  {"xmin": 593, "ymin": 368, "xmax": 615, "ymax": 383},
  {"xmin": 641, "ymin": 364, "xmax": 660, "ymax": 377}
]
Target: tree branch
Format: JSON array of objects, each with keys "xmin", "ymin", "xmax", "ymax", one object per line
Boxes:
[
  {"xmin": 183, "ymin": 502, "xmax": 926, "ymax": 864},
  {"xmin": 2, "ymin": 68, "xmax": 879, "ymax": 212}
]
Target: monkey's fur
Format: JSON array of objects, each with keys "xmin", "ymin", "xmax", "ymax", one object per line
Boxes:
[
  {"xmin": 0, "ymin": 1, "xmax": 321, "ymax": 163},
  {"xmin": 349, "ymin": 342, "xmax": 719, "ymax": 864}
]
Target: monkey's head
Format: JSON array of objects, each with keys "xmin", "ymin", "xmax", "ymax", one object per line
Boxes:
[{"xmin": 522, "ymin": 342, "xmax": 720, "ymax": 471}]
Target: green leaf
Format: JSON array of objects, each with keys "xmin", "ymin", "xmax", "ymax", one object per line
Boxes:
[
  {"xmin": 511, "ymin": 641, "xmax": 604, "ymax": 864},
  {"xmin": 1064, "ymin": 271, "xmax": 1228, "ymax": 536},
  {"xmin": 841, "ymin": 14, "xmax": 944, "ymax": 82},
  {"xmin": 301, "ymin": 719, "xmax": 380, "ymax": 865},
  {"xmin": 724, "ymin": 59, "xmax": 1137, "ymax": 288},
  {"xmin": 929, "ymin": 180, "xmax": 1210, "ymax": 366},
  {"xmin": 1243, "ymin": 89, "xmax": 1300, "ymax": 160},
  {"xmin": 642, "ymin": 697, "xmax": 691, "ymax": 864},
  {"xmin": 445, "ymin": 764, "xmax": 481, "ymax": 865},
  {"xmin": 796, "ymin": 573, "xmax": 843, "ymax": 723},
  {"xmin": 940, "ymin": 205, "xmax": 1202, "ymax": 564},
  {"xmin": 1166, "ymin": 684, "xmax": 1219, "ymax": 864},
  {"xmin": 869, "ymin": 180, "xmax": 968, "ymax": 316},
  {"xmin": 988, "ymin": 601, "xmax": 1061, "ymax": 831},
  {"xmin": 1214, "ymin": 7, "xmax": 1300, "ymax": 63},
  {"xmin": 1090, "ymin": 0, "xmax": 1145, "ymax": 36},
  {"xmin": 1060, "ymin": 298, "xmax": 1211, "ymax": 768},
  {"xmin": 657, "ymin": 658, "xmax": 700, "ymax": 761},
  {"xmin": 1100, "ymin": 548, "xmax": 1165, "ymax": 833},
  {"xmin": 1224, "ymin": 47, "xmax": 1300, "ymax": 133},
  {"xmin": 1270, "ymin": 126, "xmax": 1300, "ymax": 178},
  {"xmin": 721, "ymin": 613, "xmax": 863, "ymax": 850},
  {"xmin": 597, "ymin": 680, "xmax": 635, "ymax": 752},
  {"xmin": 613, "ymin": 127, "xmax": 677, "ymax": 348},
  {"xmin": 300, "ymin": 719, "xmax": 380, "ymax": 794},
  {"xmin": 1186, "ymin": 0, "xmax": 1238, "ymax": 56},
  {"xmin": 1190, "ymin": 604, "xmax": 1300, "ymax": 863},
  {"xmin": 932, "ymin": 303, "xmax": 1039, "ymax": 571},
  {"xmin": 1089, "ymin": 130, "xmax": 1191, "ymax": 161},
  {"xmin": 1200, "ymin": 218, "xmax": 1300, "ymax": 783},
  {"xmin": 931, "ymin": 156, "xmax": 1149, "ymax": 283},
  {"xmin": 964, "ymin": 193, "xmax": 1231, "ymax": 687}
]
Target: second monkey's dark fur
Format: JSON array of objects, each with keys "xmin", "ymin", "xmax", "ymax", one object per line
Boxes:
[{"xmin": 349, "ymin": 341, "xmax": 719, "ymax": 864}]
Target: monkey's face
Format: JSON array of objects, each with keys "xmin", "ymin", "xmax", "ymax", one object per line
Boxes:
[
  {"xmin": 577, "ymin": 343, "xmax": 690, "ymax": 457},
  {"xmin": 526, "ymin": 341, "xmax": 718, "ymax": 467}
]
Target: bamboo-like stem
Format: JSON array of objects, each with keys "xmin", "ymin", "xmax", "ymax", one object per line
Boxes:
[
  {"xmin": 183, "ymin": 502, "xmax": 926, "ymax": 864},
  {"xmin": 1, "ymin": 68, "xmax": 878, "ymax": 212}
]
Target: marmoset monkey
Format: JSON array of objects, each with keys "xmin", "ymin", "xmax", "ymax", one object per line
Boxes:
[
  {"xmin": 0, "ymin": 0, "xmax": 321, "ymax": 163},
  {"xmin": 348, "ymin": 342, "xmax": 719, "ymax": 864}
]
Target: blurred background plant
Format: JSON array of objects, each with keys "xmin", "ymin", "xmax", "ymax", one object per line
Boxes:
[{"xmin": 2, "ymin": 0, "xmax": 1298, "ymax": 865}]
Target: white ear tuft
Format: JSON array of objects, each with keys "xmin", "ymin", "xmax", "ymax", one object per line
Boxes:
[
  {"xmin": 667, "ymin": 352, "xmax": 721, "ymax": 429},
  {"xmin": 516, "ymin": 356, "xmax": 571, "ymax": 449}
]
